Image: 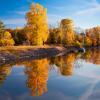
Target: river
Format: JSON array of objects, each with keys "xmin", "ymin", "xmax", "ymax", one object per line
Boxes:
[{"xmin": 0, "ymin": 48, "xmax": 100, "ymax": 100}]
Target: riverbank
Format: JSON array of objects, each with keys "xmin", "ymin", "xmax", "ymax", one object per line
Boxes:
[
  {"xmin": 0, "ymin": 46, "xmax": 100, "ymax": 66},
  {"xmin": 0, "ymin": 46, "xmax": 67, "ymax": 66}
]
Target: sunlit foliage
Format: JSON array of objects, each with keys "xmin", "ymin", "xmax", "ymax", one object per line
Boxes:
[
  {"xmin": 25, "ymin": 3, "xmax": 48, "ymax": 45},
  {"xmin": 60, "ymin": 19, "xmax": 75, "ymax": 45},
  {"xmin": 0, "ymin": 31, "xmax": 15, "ymax": 46},
  {"xmin": 86, "ymin": 26, "xmax": 100, "ymax": 46}
]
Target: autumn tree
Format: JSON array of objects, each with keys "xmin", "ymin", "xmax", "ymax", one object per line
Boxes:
[
  {"xmin": 86, "ymin": 26, "xmax": 100, "ymax": 46},
  {"xmin": 48, "ymin": 28, "xmax": 62, "ymax": 44},
  {"xmin": 25, "ymin": 3, "xmax": 48, "ymax": 45},
  {"xmin": 60, "ymin": 19, "xmax": 75, "ymax": 45},
  {"xmin": 0, "ymin": 21, "xmax": 15, "ymax": 46},
  {"xmin": 0, "ymin": 31, "xmax": 15, "ymax": 46}
]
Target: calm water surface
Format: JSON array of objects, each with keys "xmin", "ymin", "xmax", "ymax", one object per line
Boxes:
[{"xmin": 0, "ymin": 48, "xmax": 100, "ymax": 100}]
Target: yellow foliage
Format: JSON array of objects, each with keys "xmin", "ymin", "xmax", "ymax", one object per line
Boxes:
[
  {"xmin": 60, "ymin": 19, "xmax": 75, "ymax": 45},
  {"xmin": 25, "ymin": 3, "xmax": 48, "ymax": 45},
  {"xmin": 4, "ymin": 31, "xmax": 12, "ymax": 39},
  {"xmin": 85, "ymin": 36, "xmax": 92, "ymax": 46},
  {"xmin": 74, "ymin": 41, "xmax": 82, "ymax": 47},
  {"xmin": 0, "ymin": 31, "xmax": 15, "ymax": 46}
]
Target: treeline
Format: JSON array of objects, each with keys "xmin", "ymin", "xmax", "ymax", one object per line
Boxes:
[{"xmin": 0, "ymin": 2, "xmax": 100, "ymax": 47}]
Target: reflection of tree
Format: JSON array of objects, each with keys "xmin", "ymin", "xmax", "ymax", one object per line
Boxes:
[
  {"xmin": 82, "ymin": 48, "xmax": 100, "ymax": 65},
  {"xmin": 50, "ymin": 49, "xmax": 100, "ymax": 77},
  {"xmin": 0, "ymin": 65, "xmax": 12, "ymax": 86},
  {"xmin": 60, "ymin": 53, "xmax": 76, "ymax": 76},
  {"xmin": 25, "ymin": 59, "xmax": 49, "ymax": 96},
  {"xmin": 49, "ymin": 53, "xmax": 76, "ymax": 76},
  {"xmin": 82, "ymin": 49, "xmax": 92, "ymax": 61}
]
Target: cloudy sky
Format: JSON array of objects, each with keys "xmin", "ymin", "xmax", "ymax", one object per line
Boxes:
[{"xmin": 0, "ymin": 0, "xmax": 100, "ymax": 29}]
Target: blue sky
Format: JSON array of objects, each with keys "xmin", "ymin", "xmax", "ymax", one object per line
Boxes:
[{"xmin": 0, "ymin": 0, "xmax": 100, "ymax": 29}]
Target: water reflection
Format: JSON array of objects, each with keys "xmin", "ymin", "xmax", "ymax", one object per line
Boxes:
[
  {"xmin": 25, "ymin": 59, "xmax": 49, "ymax": 96},
  {"xmin": 49, "ymin": 53, "xmax": 76, "ymax": 76},
  {"xmin": 82, "ymin": 48, "xmax": 100, "ymax": 64},
  {"xmin": 0, "ymin": 64, "xmax": 12, "ymax": 86},
  {"xmin": 0, "ymin": 48, "xmax": 100, "ymax": 100}
]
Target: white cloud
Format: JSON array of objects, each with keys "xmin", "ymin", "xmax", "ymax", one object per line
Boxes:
[
  {"xmin": 76, "ymin": 6, "xmax": 100, "ymax": 15},
  {"xmin": 3, "ymin": 18, "xmax": 26, "ymax": 25},
  {"xmin": 76, "ymin": 0, "xmax": 100, "ymax": 15}
]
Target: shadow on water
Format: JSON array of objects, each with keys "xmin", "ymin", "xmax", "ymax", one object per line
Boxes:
[{"xmin": 0, "ymin": 48, "xmax": 100, "ymax": 100}]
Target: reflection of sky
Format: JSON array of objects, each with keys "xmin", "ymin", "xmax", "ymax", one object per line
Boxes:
[
  {"xmin": 0, "ymin": 59, "xmax": 100, "ymax": 100},
  {"xmin": 0, "ymin": 66, "xmax": 29, "ymax": 99}
]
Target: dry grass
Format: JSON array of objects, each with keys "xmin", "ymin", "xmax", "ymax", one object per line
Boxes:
[{"xmin": 0, "ymin": 45, "xmax": 57, "ymax": 51}]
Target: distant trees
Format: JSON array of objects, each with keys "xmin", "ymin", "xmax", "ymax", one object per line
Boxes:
[
  {"xmin": 25, "ymin": 3, "xmax": 48, "ymax": 45},
  {"xmin": 75, "ymin": 33, "xmax": 85, "ymax": 46},
  {"xmin": 48, "ymin": 18, "xmax": 75, "ymax": 46},
  {"xmin": 86, "ymin": 26, "xmax": 100, "ymax": 46}
]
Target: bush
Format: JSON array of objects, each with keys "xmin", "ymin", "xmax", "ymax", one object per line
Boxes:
[{"xmin": 0, "ymin": 31, "xmax": 15, "ymax": 46}]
